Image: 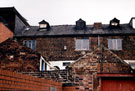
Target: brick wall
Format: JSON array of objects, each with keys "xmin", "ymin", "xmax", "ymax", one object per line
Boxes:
[
  {"xmin": 67, "ymin": 45, "xmax": 132, "ymax": 91},
  {"xmin": 0, "ymin": 69, "xmax": 62, "ymax": 91},
  {"xmin": 20, "ymin": 70, "xmax": 67, "ymax": 82},
  {"xmin": 18, "ymin": 37, "xmax": 84, "ymax": 61},
  {"xmin": 101, "ymin": 36, "xmax": 135, "ymax": 60},
  {"xmin": 63, "ymin": 86, "xmax": 76, "ymax": 91},
  {"xmin": 0, "ymin": 39, "xmax": 40, "ymax": 72},
  {"xmin": 69, "ymin": 54, "xmax": 99, "ymax": 91},
  {"xmin": 17, "ymin": 35, "xmax": 135, "ymax": 61},
  {"xmin": 0, "ymin": 22, "xmax": 13, "ymax": 43}
]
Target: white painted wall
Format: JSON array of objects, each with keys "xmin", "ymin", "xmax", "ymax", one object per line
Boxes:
[
  {"xmin": 46, "ymin": 60, "xmax": 75, "ymax": 70},
  {"xmin": 124, "ymin": 60, "xmax": 135, "ymax": 69}
]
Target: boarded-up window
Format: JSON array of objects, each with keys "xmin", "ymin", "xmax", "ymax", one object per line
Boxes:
[
  {"xmin": 108, "ymin": 39, "xmax": 122, "ymax": 50},
  {"xmin": 23, "ymin": 40, "xmax": 36, "ymax": 51},
  {"xmin": 75, "ymin": 39, "xmax": 89, "ymax": 50}
]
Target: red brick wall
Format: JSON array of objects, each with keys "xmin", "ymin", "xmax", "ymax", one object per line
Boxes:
[
  {"xmin": 0, "ymin": 22, "xmax": 13, "ymax": 43},
  {"xmin": 68, "ymin": 45, "xmax": 132, "ymax": 91},
  {"xmin": 0, "ymin": 69, "xmax": 62, "ymax": 90},
  {"xmin": 63, "ymin": 86, "xmax": 76, "ymax": 91}
]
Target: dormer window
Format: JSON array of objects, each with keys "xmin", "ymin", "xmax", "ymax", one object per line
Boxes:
[
  {"xmin": 75, "ymin": 18, "xmax": 86, "ymax": 30},
  {"xmin": 39, "ymin": 20, "xmax": 50, "ymax": 30},
  {"xmin": 133, "ymin": 19, "xmax": 135, "ymax": 29},
  {"xmin": 40, "ymin": 23, "xmax": 47, "ymax": 28},
  {"xmin": 129, "ymin": 17, "xmax": 135, "ymax": 29},
  {"xmin": 109, "ymin": 18, "xmax": 120, "ymax": 28},
  {"xmin": 111, "ymin": 22, "xmax": 118, "ymax": 26}
]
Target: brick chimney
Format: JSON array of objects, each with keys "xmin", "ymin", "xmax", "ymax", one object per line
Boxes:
[{"xmin": 93, "ymin": 22, "xmax": 102, "ymax": 29}]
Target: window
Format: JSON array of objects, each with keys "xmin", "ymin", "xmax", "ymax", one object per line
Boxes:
[
  {"xmin": 23, "ymin": 40, "xmax": 36, "ymax": 51},
  {"xmin": 41, "ymin": 61, "xmax": 45, "ymax": 71},
  {"xmin": 63, "ymin": 62, "xmax": 70, "ymax": 66},
  {"xmin": 40, "ymin": 56, "xmax": 46, "ymax": 71},
  {"xmin": 108, "ymin": 39, "xmax": 122, "ymax": 50},
  {"xmin": 75, "ymin": 39, "xmax": 89, "ymax": 50},
  {"xmin": 111, "ymin": 22, "xmax": 118, "ymax": 26}
]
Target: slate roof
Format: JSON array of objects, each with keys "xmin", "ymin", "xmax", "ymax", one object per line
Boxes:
[
  {"xmin": 15, "ymin": 23, "xmax": 135, "ymax": 37},
  {"xmin": 0, "ymin": 7, "xmax": 30, "ymax": 26}
]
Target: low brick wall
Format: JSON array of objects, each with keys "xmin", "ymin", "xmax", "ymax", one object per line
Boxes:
[
  {"xmin": 0, "ymin": 69, "xmax": 62, "ymax": 91},
  {"xmin": 63, "ymin": 86, "xmax": 76, "ymax": 91},
  {"xmin": 21, "ymin": 70, "xmax": 69, "ymax": 82}
]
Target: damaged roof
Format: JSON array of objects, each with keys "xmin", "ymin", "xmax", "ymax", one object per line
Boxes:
[
  {"xmin": 0, "ymin": 39, "xmax": 40, "ymax": 72},
  {"xmin": 68, "ymin": 45, "xmax": 133, "ymax": 74},
  {"xmin": 15, "ymin": 24, "xmax": 135, "ymax": 37}
]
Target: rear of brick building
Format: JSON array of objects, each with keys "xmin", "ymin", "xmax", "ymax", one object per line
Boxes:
[
  {"xmin": 15, "ymin": 17, "xmax": 135, "ymax": 70},
  {"xmin": 0, "ymin": 7, "xmax": 135, "ymax": 91}
]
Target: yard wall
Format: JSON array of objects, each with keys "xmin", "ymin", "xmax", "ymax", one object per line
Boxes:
[{"xmin": 0, "ymin": 69, "xmax": 62, "ymax": 91}]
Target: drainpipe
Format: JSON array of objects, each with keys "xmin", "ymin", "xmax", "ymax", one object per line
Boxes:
[
  {"xmin": 98, "ymin": 35, "xmax": 103, "ymax": 73},
  {"xmin": 100, "ymin": 46, "xmax": 103, "ymax": 73},
  {"xmin": 98, "ymin": 35, "xmax": 100, "ymax": 47}
]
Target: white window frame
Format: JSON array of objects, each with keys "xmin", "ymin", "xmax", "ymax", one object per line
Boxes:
[
  {"xmin": 108, "ymin": 39, "xmax": 122, "ymax": 50},
  {"xmin": 75, "ymin": 38, "xmax": 89, "ymax": 51},
  {"xmin": 40, "ymin": 56, "xmax": 46, "ymax": 71}
]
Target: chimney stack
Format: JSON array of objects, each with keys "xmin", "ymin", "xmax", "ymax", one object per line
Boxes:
[{"xmin": 93, "ymin": 22, "xmax": 102, "ymax": 29}]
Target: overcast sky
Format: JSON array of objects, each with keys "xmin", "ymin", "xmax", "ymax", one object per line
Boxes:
[{"xmin": 0, "ymin": 0, "xmax": 135, "ymax": 25}]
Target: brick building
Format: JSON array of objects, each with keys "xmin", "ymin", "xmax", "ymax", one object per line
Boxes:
[
  {"xmin": 1, "ymin": 7, "xmax": 135, "ymax": 91},
  {"xmin": 15, "ymin": 17, "xmax": 135, "ymax": 70},
  {"xmin": 0, "ymin": 7, "xmax": 29, "ymax": 34},
  {"xmin": 1, "ymin": 7, "xmax": 135, "ymax": 71},
  {"xmin": 0, "ymin": 39, "xmax": 40, "ymax": 72},
  {"xmin": 0, "ymin": 21, "xmax": 40, "ymax": 72},
  {"xmin": 67, "ymin": 45, "xmax": 134, "ymax": 91}
]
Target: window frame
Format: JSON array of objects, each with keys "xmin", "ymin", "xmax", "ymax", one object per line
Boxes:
[
  {"xmin": 23, "ymin": 40, "xmax": 36, "ymax": 51},
  {"xmin": 108, "ymin": 39, "xmax": 122, "ymax": 50},
  {"xmin": 75, "ymin": 38, "xmax": 90, "ymax": 51},
  {"xmin": 39, "ymin": 56, "xmax": 46, "ymax": 71}
]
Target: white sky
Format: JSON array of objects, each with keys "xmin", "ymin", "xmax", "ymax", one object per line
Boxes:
[{"xmin": 0, "ymin": 0, "xmax": 135, "ymax": 25}]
